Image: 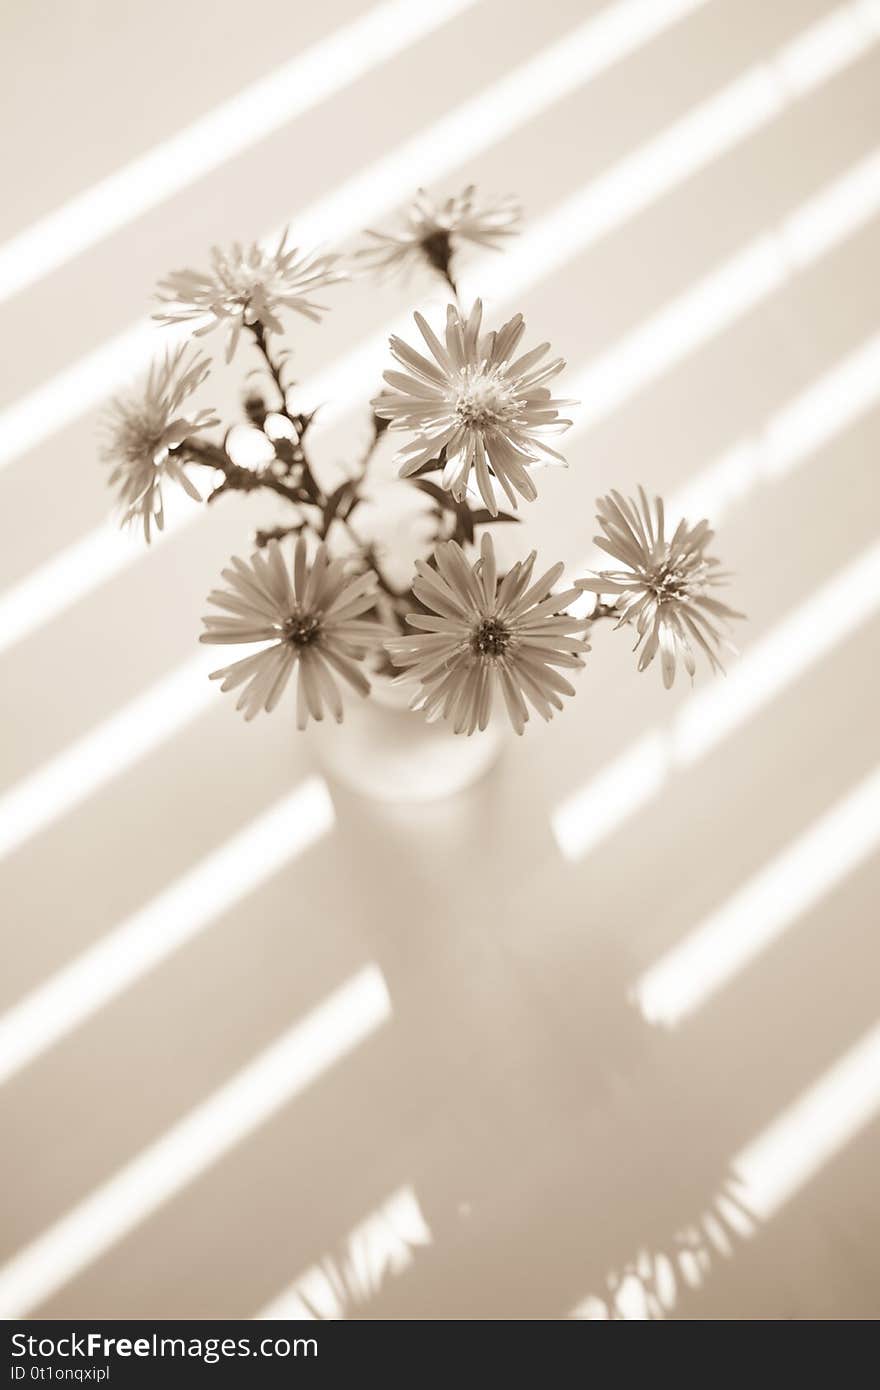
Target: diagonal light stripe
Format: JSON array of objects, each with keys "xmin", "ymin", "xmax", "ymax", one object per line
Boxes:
[
  {"xmin": 733, "ymin": 1022, "xmax": 880, "ymax": 1220},
  {"xmin": 763, "ymin": 328, "xmax": 880, "ymax": 476},
  {"xmin": 561, "ymin": 158, "xmax": 880, "ymax": 608},
  {"xmin": 671, "ymin": 330, "xmax": 880, "ymax": 520},
  {"xmin": 571, "ymin": 1022, "xmax": 880, "ymax": 1316},
  {"xmin": 0, "ymin": 319, "xmax": 180, "ymax": 474},
  {"xmin": 3, "ymin": 56, "xmax": 878, "ymax": 863},
  {"xmin": 0, "ymin": 963, "xmax": 392, "ymax": 1319},
  {"xmin": 314, "ymin": 5, "xmax": 880, "ymax": 415},
  {"xmin": 554, "ymin": 539, "xmax": 880, "ymax": 861},
  {"xmin": 465, "ymin": 0, "xmax": 880, "ymax": 308},
  {"xmin": 256, "ymin": 1185, "xmax": 431, "ymax": 1319},
  {"xmin": 778, "ymin": 0, "xmax": 880, "ymax": 89},
  {"xmin": 0, "ymin": 777, "xmax": 335, "ymax": 1086},
  {"xmin": 0, "ymin": 0, "xmax": 710, "ymax": 472},
  {"xmin": 573, "ymin": 239, "xmax": 785, "ymax": 426},
  {"xmin": 5, "ymin": 31, "xmax": 880, "ymax": 664},
  {"xmin": 0, "ymin": 45, "xmax": 788, "ymax": 656},
  {"xmin": 632, "ymin": 765, "xmax": 880, "ymax": 1027},
  {"xmin": 552, "ymin": 733, "xmax": 669, "ymax": 861},
  {"xmin": 0, "ymin": 515, "xmax": 181, "ymax": 658},
  {"xmin": 0, "ymin": 0, "xmax": 480, "ymax": 305},
  {"xmin": 672, "ymin": 540, "xmax": 880, "ymax": 763},
  {"xmin": 0, "ymin": 650, "xmax": 216, "ymax": 860},
  {"xmin": 4, "ymin": 193, "xmax": 880, "ymax": 877},
  {"xmin": 290, "ymin": 0, "xmax": 711, "ymax": 249},
  {"xmin": 565, "ymin": 147, "xmax": 880, "ymax": 436}
]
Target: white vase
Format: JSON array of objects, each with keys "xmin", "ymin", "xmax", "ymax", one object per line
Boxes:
[{"xmin": 308, "ymin": 675, "xmax": 507, "ymax": 803}]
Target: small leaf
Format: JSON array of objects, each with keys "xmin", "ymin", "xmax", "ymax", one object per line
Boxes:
[
  {"xmin": 412, "ymin": 478, "xmax": 455, "ymax": 509},
  {"xmin": 470, "ymin": 508, "xmax": 521, "ymax": 525},
  {"xmin": 453, "ymin": 504, "xmax": 475, "ymax": 546},
  {"xmin": 321, "ymin": 480, "xmax": 358, "ymax": 537}
]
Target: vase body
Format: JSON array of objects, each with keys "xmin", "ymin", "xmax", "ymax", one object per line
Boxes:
[{"xmin": 308, "ymin": 676, "xmax": 506, "ymax": 803}]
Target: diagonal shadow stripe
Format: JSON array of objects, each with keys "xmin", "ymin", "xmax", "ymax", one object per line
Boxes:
[
  {"xmin": 0, "ymin": 777, "xmax": 335, "ymax": 1085},
  {"xmin": 553, "ymin": 538, "xmax": 880, "ymax": 861},
  {"xmin": 631, "ymin": 764, "xmax": 880, "ymax": 1026},
  {"xmin": 2, "ymin": 182, "xmax": 878, "ymax": 871},
  {"xmin": 1, "ymin": 9, "xmax": 875, "ymax": 658},
  {"xmin": 571, "ymin": 1019, "xmax": 880, "ymax": 1316},
  {"xmin": 0, "ymin": 0, "xmax": 713, "ymax": 471},
  {"xmin": 0, "ymin": 964, "xmax": 392, "ymax": 1318},
  {"xmin": 0, "ymin": 0, "xmax": 481, "ymax": 305}
]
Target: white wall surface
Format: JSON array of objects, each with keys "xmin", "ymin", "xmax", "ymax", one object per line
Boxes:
[{"xmin": 0, "ymin": 0, "xmax": 878, "ymax": 1319}]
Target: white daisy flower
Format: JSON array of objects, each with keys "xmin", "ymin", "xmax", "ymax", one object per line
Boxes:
[
  {"xmin": 386, "ymin": 532, "xmax": 590, "ymax": 736},
  {"xmin": 201, "ymin": 537, "xmax": 380, "ymax": 727},
  {"xmin": 578, "ymin": 488, "xmax": 744, "ymax": 688},
  {"xmin": 359, "ymin": 184, "xmax": 520, "ymax": 279},
  {"xmin": 372, "ymin": 299, "xmax": 574, "ymax": 516},
  {"xmin": 154, "ymin": 229, "xmax": 344, "ymax": 361},
  {"xmin": 102, "ymin": 346, "xmax": 217, "ymax": 542}
]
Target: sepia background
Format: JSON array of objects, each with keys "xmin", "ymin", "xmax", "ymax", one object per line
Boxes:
[{"xmin": 1, "ymin": 0, "xmax": 879, "ymax": 1319}]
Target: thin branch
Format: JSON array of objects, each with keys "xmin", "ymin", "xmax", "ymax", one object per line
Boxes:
[
  {"xmin": 182, "ymin": 438, "xmax": 307, "ymax": 509},
  {"xmin": 254, "ymin": 523, "xmax": 305, "ymax": 549},
  {"xmin": 357, "ymin": 416, "xmax": 387, "ymax": 481},
  {"xmin": 182, "ymin": 324, "xmax": 407, "ymax": 600},
  {"xmin": 339, "ymin": 521, "xmax": 402, "ymax": 600},
  {"xmin": 442, "ymin": 267, "xmax": 459, "ymax": 299},
  {"xmin": 248, "ymin": 319, "xmax": 291, "ymax": 415},
  {"xmin": 588, "ymin": 601, "xmax": 621, "ymax": 623}
]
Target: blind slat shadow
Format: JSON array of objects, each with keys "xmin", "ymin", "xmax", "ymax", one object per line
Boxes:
[
  {"xmin": 2, "ymin": 122, "xmax": 878, "ymax": 715},
  {"xmin": 2, "ymin": 634, "xmax": 877, "ymax": 1315},
  {"xmin": 2, "ymin": 0, "xmax": 878, "ymax": 1324},
  {"xmin": 0, "ymin": 0, "xmax": 696, "ymax": 413},
  {"xmin": 0, "ymin": 0, "xmax": 862, "ymax": 473}
]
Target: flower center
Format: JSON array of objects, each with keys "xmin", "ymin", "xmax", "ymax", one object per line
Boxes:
[
  {"xmin": 471, "ymin": 617, "xmax": 512, "ymax": 658},
  {"xmin": 454, "ymin": 368, "xmax": 517, "ymax": 432},
  {"xmin": 220, "ymin": 257, "xmax": 273, "ymax": 315},
  {"xmin": 283, "ymin": 611, "xmax": 322, "ymax": 647},
  {"xmin": 119, "ymin": 406, "xmax": 167, "ymax": 467},
  {"xmin": 646, "ymin": 558, "xmax": 691, "ymax": 604}
]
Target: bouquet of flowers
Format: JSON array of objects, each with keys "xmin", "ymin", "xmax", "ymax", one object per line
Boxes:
[{"xmin": 102, "ymin": 187, "xmax": 742, "ymax": 736}]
